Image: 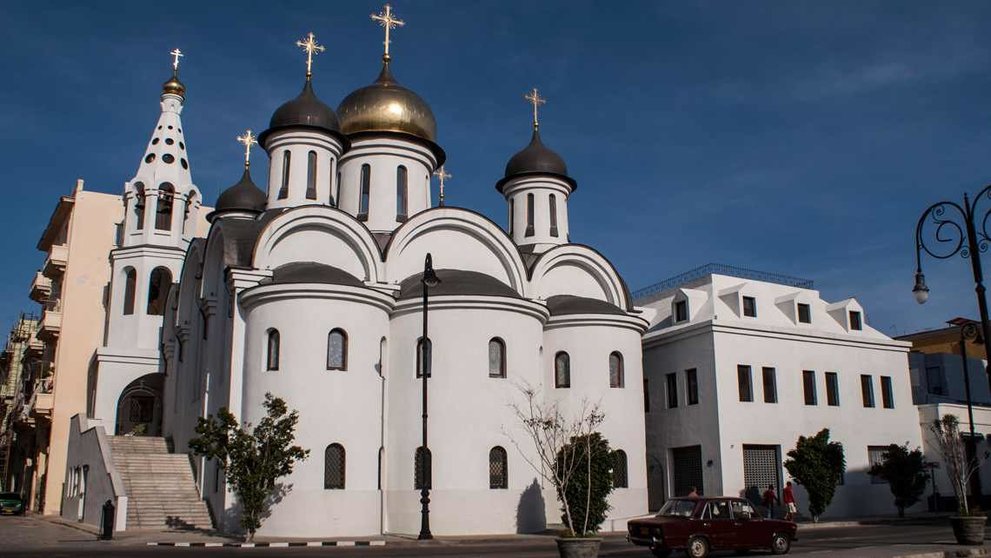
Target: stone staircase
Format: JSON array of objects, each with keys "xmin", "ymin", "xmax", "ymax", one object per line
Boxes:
[{"xmin": 109, "ymin": 436, "xmax": 213, "ymax": 530}]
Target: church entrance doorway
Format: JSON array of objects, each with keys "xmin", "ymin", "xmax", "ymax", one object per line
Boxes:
[{"xmin": 115, "ymin": 374, "xmax": 163, "ymax": 436}]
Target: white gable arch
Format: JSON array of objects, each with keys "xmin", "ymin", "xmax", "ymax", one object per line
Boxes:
[
  {"xmin": 252, "ymin": 207, "xmax": 384, "ymax": 283},
  {"xmin": 529, "ymin": 245, "xmax": 628, "ymax": 307},
  {"xmin": 385, "ymin": 208, "xmax": 528, "ymax": 295}
]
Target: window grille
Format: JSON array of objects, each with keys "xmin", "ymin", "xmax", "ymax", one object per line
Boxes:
[
  {"xmin": 324, "ymin": 444, "xmax": 345, "ymax": 489},
  {"xmin": 327, "ymin": 329, "xmax": 348, "ymax": 370},
  {"xmin": 612, "ymin": 449, "xmax": 628, "ymax": 488},
  {"xmin": 489, "ymin": 446, "xmax": 508, "ymax": 489},
  {"xmin": 742, "ymin": 444, "xmax": 780, "ymax": 504},
  {"xmin": 672, "ymin": 445, "xmax": 703, "ymax": 497}
]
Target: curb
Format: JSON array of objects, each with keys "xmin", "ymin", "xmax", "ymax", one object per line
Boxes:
[
  {"xmin": 147, "ymin": 541, "xmax": 386, "ymax": 548},
  {"xmin": 895, "ymin": 548, "xmax": 990, "ymax": 558}
]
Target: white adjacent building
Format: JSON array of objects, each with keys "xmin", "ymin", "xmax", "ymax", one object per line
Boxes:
[{"xmin": 638, "ymin": 265, "xmax": 924, "ymax": 517}]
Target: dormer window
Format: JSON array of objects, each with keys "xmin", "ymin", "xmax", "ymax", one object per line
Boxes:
[
  {"xmin": 797, "ymin": 303, "xmax": 811, "ymax": 324},
  {"xmin": 742, "ymin": 296, "xmax": 757, "ymax": 318},
  {"xmin": 849, "ymin": 310, "xmax": 863, "ymax": 331},
  {"xmin": 674, "ymin": 300, "xmax": 688, "ymax": 323}
]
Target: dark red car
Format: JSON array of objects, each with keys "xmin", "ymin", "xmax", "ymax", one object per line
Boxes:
[{"xmin": 627, "ymin": 496, "xmax": 797, "ymax": 557}]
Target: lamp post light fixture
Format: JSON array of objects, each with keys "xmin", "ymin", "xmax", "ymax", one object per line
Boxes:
[
  {"xmin": 418, "ymin": 253, "xmax": 440, "ymax": 541},
  {"xmin": 914, "ymin": 186, "xmax": 991, "ymax": 393}
]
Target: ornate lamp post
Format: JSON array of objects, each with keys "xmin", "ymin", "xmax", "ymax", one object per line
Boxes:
[
  {"xmin": 418, "ymin": 253, "xmax": 440, "ymax": 541},
  {"xmin": 914, "ymin": 186, "xmax": 991, "ymax": 393}
]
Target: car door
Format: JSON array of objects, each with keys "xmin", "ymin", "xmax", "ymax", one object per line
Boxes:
[
  {"xmin": 730, "ymin": 499, "xmax": 764, "ymax": 548},
  {"xmin": 701, "ymin": 500, "xmax": 734, "ymax": 549}
]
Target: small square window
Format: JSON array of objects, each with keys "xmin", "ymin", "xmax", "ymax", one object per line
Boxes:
[
  {"xmin": 797, "ymin": 303, "xmax": 812, "ymax": 324},
  {"xmin": 674, "ymin": 300, "xmax": 688, "ymax": 323},
  {"xmin": 849, "ymin": 311, "xmax": 863, "ymax": 331},
  {"xmin": 742, "ymin": 296, "xmax": 757, "ymax": 318}
]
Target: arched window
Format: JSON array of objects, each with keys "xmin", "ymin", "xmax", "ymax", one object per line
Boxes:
[
  {"xmin": 334, "ymin": 169, "xmax": 341, "ymax": 207},
  {"xmin": 155, "ymin": 183, "xmax": 175, "ymax": 230},
  {"xmin": 133, "ymin": 182, "xmax": 146, "ymax": 230},
  {"xmin": 488, "ymin": 338, "xmax": 506, "ymax": 378},
  {"xmin": 509, "ymin": 198, "xmax": 515, "ymax": 235},
  {"xmin": 324, "ymin": 443, "xmax": 345, "ymax": 489},
  {"xmin": 278, "ymin": 151, "xmax": 291, "ymax": 199},
  {"xmin": 414, "ymin": 446, "xmax": 432, "ymax": 489},
  {"xmin": 416, "ymin": 337, "xmax": 432, "ymax": 378},
  {"xmin": 266, "ymin": 329, "xmax": 280, "ymax": 371},
  {"xmin": 122, "ymin": 267, "xmax": 136, "ymax": 315},
  {"xmin": 612, "ymin": 449, "xmax": 628, "ymax": 488},
  {"xmin": 549, "ymin": 194, "xmax": 559, "ymax": 237},
  {"xmin": 609, "ymin": 352, "xmax": 624, "ymax": 388},
  {"xmin": 396, "ymin": 165, "xmax": 408, "ymax": 221},
  {"xmin": 525, "ymin": 193, "xmax": 535, "ymax": 237},
  {"xmin": 358, "ymin": 164, "xmax": 371, "ymax": 219},
  {"xmin": 489, "ymin": 446, "xmax": 508, "ymax": 489},
  {"xmin": 327, "ymin": 328, "xmax": 348, "ymax": 370},
  {"xmin": 305, "ymin": 151, "xmax": 318, "ymax": 200},
  {"xmin": 555, "ymin": 352, "xmax": 570, "ymax": 388},
  {"xmin": 146, "ymin": 267, "xmax": 172, "ymax": 315}
]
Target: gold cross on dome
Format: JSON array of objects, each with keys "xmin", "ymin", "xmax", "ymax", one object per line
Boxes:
[
  {"xmin": 236, "ymin": 129, "xmax": 257, "ymax": 167},
  {"xmin": 370, "ymin": 4, "xmax": 405, "ymax": 60},
  {"xmin": 296, "ymin": 32, "xmax": 326, "ymax": 78},
  {"xmin": 524, "ymin": 88, "xmax": 546, "ymax": 130},
  {"xmin": 434, "ymin": 166, "xmax": 452, "ymax": 206},
  {"xmin": 170, "ymin": 48, "xmax": 184, "ymax": 72}
]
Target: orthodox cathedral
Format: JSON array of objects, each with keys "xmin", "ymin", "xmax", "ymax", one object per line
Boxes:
[{"xmin": 76, "ymin": 7, "xmax": 649, "ymax": 537}]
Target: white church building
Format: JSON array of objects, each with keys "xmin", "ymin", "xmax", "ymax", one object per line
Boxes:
[{"xmin": 62, "ymin": 16, "xmax": 650, "ymax": 537}]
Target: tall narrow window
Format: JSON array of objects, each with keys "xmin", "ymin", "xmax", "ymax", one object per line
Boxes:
[
  {"xmin": 525, "ymin": 193, "xmax": 535, "ymax": 237},
  {"xmin": 122, "ymin": 268, "xmax": 136, "ymax": 315},
  {"xmin": 762, "ymin": 367, "xmax": 777, "ymax": 403},
  {"xmin": 324, "ymin": 444, "xmax": 345, "ymax": 489},
  {"xmin": 416, "ymin": 337, "xmax": 432, "ymax": 378},
  {"xmin": 358, "ymin": 164, "xmax": 370, "ymax": 219},
  {"xmin": 554, "ymin": 351, "xmax": 570, "ymax": 388},
  {"xmin": 488, "ymin": 338, "xmax": 506, "ymax": 378},
  {"xmin": 333, "ymin": 169, "xmax": 340, "ymax": 207},
  {"xmin": 266, "ymin": 329, "xmax": 280, "ymax": 371},
  {"xmin": 414, "ymin": 446, "xmax": 431, "ymax": 489},
  {"xmin": 737, "ymin": 365, "xmax": 753, "ymax": 402},
  {"xmin": 743, "ymin": 296, "xmax": 757, "ymax": 318},
  {"xmin": 666, "ymin": 373, "xmax": 678, "ymax": 408},
  {"xmin": 797, "ymin": 303, "xmax": 812, "ymax": 324},
  {"xmin": 377, "ymin": 446, "xmax": 384, "ymax": 490},
  {"xmin": 305, "ymin": 151, "xmax": 317, "ymax": 200},
  {"xmin": 146, "ymin": 267, "xmax": 172, "ymax": 315},
  {"xmin": 155, "ymin": 183, "xmax": 175, "ymax": 230},
  {"xmin": 803, "ymin": 370, "xmax": 817, "ymax": 405},
  {"xmin": 686, "ymin": 368, "xmax": 699, "ymax": 405},
  {"xmin": 612, "ymin": 450, "xmax": 628, "ymax": 488},
  {"xmin": 643, "ymin": 378, "xmax": 650, "ymax": 412},
  {"xmin": 881, "ymin": 376, "xmax": 894, "ymax": 408},
  {"xmin": 549, "ymin": 194, "xmax": 559, "ymax": 237},
  {"xmin": 489, "ymin": 446, "xmax": 508, "ymax": 489},
  {"xmin": 825, "ymin": 372, "xmax": 840, "ymax": 406},
  {"xmin": 849, "ymin": 310, "xmax": 863, "ymax": 331},
  {"xmin": 509, "ymin": 198, "xmax": 515, "ymax": 235},
  {"xmin": 861, "ymin": 375, "xmax": 875, "ymax": 407},
  {"xmin": 868, "ymin": 446, "xmax": 888, "ymax": 484},
  {"xmin": 278, "ymin": 151, "xmax": 291, "ymax": 199},
  {"xmin": 609, "ymin": 352, "xmax": 624, "ymax": 388},
  {"xmin": 674, "ymin": 300, "xmax": 688, "ymax": 322},
  {"xmin": 396, "ymin": 165, "xmax": 408, "ymax": 221},
  {"xmin": 327, "ymin": 329, "xmax": 348, "ymax": 370},
  {"xmin": 133, "ymin": 182, "xmax": 146, "ymax": 230}
]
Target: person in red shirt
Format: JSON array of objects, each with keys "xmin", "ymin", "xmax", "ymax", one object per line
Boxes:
[
  {"xmin": 762, "ymin": 484, "xmax": 778, "ymax": 519},
  {"xmin": 783, "ymin": 481, "xmax": 797, "ymax": 521}
]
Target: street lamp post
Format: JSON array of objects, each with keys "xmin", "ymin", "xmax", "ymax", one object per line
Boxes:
[
  {"xmin": 914, "ymin": 186, "xmax": 991, "ymax": 394},
  {"xmin": 418, "ymin": 253, "xmax": 440, "ymax": 541}
]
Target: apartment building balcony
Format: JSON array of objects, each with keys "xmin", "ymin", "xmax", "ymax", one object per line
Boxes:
[
  {"xmin": 38, "ymin": 302, "xmax": 62, "ymax": 341},
  {"xmin": 32, "ymin": 392, "xmax": 54, "ymax": 417},
  {"xmin": 42, "ymin": 244, "xmax": 68, "ymax": 278},
  {"xmin": 29, "ymin": 271, "xmax": 52, "ymax": 303},
  {"xmin": 24, "ymin": 337, "xmax": 44, "ymax": 358}
]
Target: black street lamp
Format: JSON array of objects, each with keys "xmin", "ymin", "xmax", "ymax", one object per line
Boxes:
[
  {"xmin": 914, "ymin": 186, "xmax": 991, "ymax": 393},
  {"xmin": 418, "ymin": 253, "xmax": 440, "ymax": 541}
]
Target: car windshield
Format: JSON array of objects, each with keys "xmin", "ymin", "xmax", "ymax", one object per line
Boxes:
[
  {"xmin": 657, "ymin": 499, "xmax": 696, "ymax": 517},
  {"xmin": 0, "ymin": 493, "xmax": 20, "ymax": 500}
]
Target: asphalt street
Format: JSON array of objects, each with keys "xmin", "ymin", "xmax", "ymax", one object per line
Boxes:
[{"xmin": 0, "ymin": 515, "xmax": 977, "ymax": 557}]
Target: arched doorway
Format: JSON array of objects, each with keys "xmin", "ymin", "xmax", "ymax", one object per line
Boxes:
[{"xmin": 115, "ymin": 374, "xmax": 164, "ymax": 436}]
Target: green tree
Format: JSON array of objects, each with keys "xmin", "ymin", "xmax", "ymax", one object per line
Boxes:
[
  {"xmin": 556, "ymin": 433, "xmax": 615, "ymax": 536},
  {"xmin": 784, "ymin": 429, "xmax": 846, "ymax": 522},
  {"xmin": 189, "ymin": 393, "xmax": 308, "ymax": 540},
  {"xmin": 868, "ymin": 443, "xmax": 927, "ymax": 517}
]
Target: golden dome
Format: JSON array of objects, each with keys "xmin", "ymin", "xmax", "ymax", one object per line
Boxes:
[
  {"xmin": 337, "ymin": 60, "xmax": 437, "ymax": 142},
  {"xmin": 162, "ymin": 71, "xmax": 186, "ymax": 98}
]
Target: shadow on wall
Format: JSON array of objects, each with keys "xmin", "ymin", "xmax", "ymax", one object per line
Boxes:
[
  {"xmin": 516, "ymin": 478, "xmax": 546, "ymax": 534},
  {"xmin": 219, "ymin": 482, "xmax": 293, "ymax": 536}
]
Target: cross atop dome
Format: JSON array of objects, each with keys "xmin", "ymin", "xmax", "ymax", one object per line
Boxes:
[
  {"xmin": 371, "ymin": 3, "xmax": 405, "ymax": 62},
  {"xmin": 170, "ymin": 48, "xmax": 184, "ymax": 73},
  {"xmin": 296, "ymin": 32, "xmax": 326, "ymax": 79},
  {"xmin": 162, "ymin": 47, "xmax": 186, "ymax": 99},
  {"xmin": 524, "ymin": 88, "xmax": 546, "ymax": 130},
  {"xmin": 236, "ymin": 129, "xmax": 257, "ymax": 168},
  {"xmin": 434, "ymin": 166, "xmax": 451, "ymax": 206}
]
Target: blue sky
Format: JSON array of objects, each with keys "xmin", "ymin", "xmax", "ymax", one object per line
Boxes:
[{"xmin": 1, "ymin": 0, "xmax": 990, "ymax": 337}]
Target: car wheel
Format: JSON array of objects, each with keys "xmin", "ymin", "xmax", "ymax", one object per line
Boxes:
[
  {"xmin": 770, "ymin": 533, "xmax": 791, "ymax": 555},
  {"xmin": 651, "ymin": 548, "xmax": 672, "ymax": 558},
  {"xmin": 687, "ymin": 536, "xmax": 709, "ymax": 558}
]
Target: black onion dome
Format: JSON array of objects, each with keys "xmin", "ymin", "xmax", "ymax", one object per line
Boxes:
[
  {"xmin": 214, "ymin": 168, "xmax": 266, "ymax": 213},
  {"xmin": 260, "ymin": 80, "xmax": 341, "ymax": 146},
  {"xmin": 496, "ymin": 129, "xmax": 576, "ymax": 192}
]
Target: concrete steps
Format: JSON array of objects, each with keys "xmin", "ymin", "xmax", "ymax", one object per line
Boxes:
[{"xmin": 109, "ymin": 435, "xmax": 213, "ymax": 530}]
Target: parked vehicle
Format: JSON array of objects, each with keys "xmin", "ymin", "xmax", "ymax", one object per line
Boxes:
[
  {"xmin": 0, "ymin": 492, "xmax": 25, "ymax": 515},
  {"xmin": 628, "ymin": 496, "xmax": 797, "ymax": 557}
]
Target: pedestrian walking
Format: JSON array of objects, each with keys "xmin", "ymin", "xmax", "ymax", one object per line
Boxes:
[
  {"xmin": 783, "ymin": 481, "xmax": 797, "ymax": 521},
  {"xmin": 762, "ymin": 484, "xmax": 778, "ymax": 519}
]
